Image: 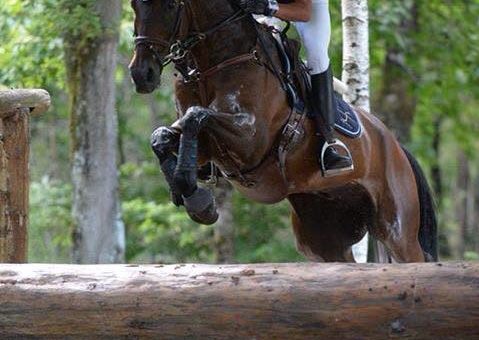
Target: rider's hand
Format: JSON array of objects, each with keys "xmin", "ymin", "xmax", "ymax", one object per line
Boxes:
[{"xmin": 237, "ymin": 0, "xmax": 279, "ymax": 17}]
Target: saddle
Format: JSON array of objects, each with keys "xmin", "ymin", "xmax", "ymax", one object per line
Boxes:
[{"xmin": 258, "ymin": 21, "xmax": 362, "ymax": 139}]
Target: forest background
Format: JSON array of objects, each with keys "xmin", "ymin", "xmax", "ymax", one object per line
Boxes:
[{"xmin": 0, "ymin": 0, "xmax": 478, "ymax": 264}]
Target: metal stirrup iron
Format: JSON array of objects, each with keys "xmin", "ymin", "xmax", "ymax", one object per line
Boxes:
[{"xmin": 320, "ymin": 139, "xmax": 354, "ymax": 177}]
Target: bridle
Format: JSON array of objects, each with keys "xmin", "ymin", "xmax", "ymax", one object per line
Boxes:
[
  {"xmin": 134, "ymin": 0, "xmax": 248, "ymax": 74},
  {"xmin": 133, "ymin": 0, "xmax": 300, "ymax": 186}
]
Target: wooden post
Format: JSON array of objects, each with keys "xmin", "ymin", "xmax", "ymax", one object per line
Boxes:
[
  {"xmin": 0, "ymin": 262, "xmax": 477, "ymax": 339},
  {"xmin": 0, "ymin": 89, "xmax": 50, "ymax": 263}
]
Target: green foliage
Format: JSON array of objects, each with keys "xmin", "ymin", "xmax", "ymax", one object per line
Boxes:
[
  {"xmin": 464, "ymin": 251, "xmax": 479, "ymax": 261},
  {"xmin": 123, "ymin": 198, "xmax": 215, "ymax": 263},
  {"xmin": 0, "ymin": 0, "xmax": 103, "ymax": 88},
  {"xmin": 119, "ymin": 162, "xmax": 303, "ymax": 263},
  {"xmin": 28, "ymin": 178, "xmax": 72, "ymax": 263},
  {"xmin": 233, "ymin": 195, "xmax": 304, "ymax": 263},
  {"xmin": 410, "ymin": 1, "xmax": 479, "ymax": 159},
  {"xmin": 119, "ymin": 161, "xmax": 211, "ymax": 263}
]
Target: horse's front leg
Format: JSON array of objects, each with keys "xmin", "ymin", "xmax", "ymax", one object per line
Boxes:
[
  {"xmin": 150, "ymin": 126, "xmax": 184, "ymax": 206},
  {"xmin": 173, "ymin": 106, "xmax": 219, "ymax": 225}
]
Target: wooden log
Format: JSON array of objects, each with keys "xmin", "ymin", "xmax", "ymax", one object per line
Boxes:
[
  {"xmin": 0, "ymin": 89, "xmax": 51, "ymax": 118},
  {"xmin": 0, "ymin": 109, "xmax": 29, "ymax": 263},
  {"xmin": 0, "ymin": 262, "xmax": 478, "ymax": 339},
  {"xmin": 0, "ymin": 89, "xmax": 50, "ymax": 263}
]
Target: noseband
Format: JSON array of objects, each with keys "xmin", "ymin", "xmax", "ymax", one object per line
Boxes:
[{"xmin": 134, "ymin": 1, "xmax": 248, "ymax": 70}]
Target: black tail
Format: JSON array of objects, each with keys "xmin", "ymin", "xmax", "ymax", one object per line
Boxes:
[{"xmin": 402, "ymin": 147, "xmax": 438, "ymax": 261}]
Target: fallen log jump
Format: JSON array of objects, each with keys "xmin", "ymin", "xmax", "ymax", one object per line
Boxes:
[{"xmin": 0, "ymin": 262, "xmax": 478, "ymax": 339}]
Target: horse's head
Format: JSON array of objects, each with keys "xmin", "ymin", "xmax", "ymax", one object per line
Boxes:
[{"xmin": 129, "ymin": 0, "xmax": 185, "ymax": 93}]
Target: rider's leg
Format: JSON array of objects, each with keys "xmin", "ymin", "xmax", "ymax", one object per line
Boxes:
[{"xmin": 295, "ymin": 0, "xmax": 353, "ymax": 175}]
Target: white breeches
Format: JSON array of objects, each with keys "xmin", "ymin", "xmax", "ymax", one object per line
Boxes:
[{"xmin": 294, "ymin": 0, "xmax": 331, "ymax": 74}]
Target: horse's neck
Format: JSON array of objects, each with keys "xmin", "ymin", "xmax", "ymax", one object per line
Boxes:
[{"xmin": 188, "ymin": 0, "xmax": 257, "ymax": 70}]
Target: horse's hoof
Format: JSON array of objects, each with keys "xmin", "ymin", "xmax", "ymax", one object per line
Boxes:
[
  {"xmin": 188, "ymin": 206, "xmax": 219, "ymax": 225},
  {"xmin": 183, "ymin": 187, "xmax": 219, "ymax": 225},
  {"xmin": 171, "ymin": 191, "xmax": 184, "ymax": 207}
]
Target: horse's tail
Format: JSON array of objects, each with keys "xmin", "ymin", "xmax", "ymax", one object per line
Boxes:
[{"xmin": 401, "ymin": 146, "xmax": 438, "ymax": 261}]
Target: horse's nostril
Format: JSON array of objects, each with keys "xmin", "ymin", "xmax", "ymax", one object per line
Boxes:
[{"xmin": 147, "ymin": 68, "xmax": 155, "ymax": 83}]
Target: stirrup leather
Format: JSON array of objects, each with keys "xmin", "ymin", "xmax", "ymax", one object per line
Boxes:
[{"xmin": 320, "ymin": 139, "xmax": 354, "ymax": 177}]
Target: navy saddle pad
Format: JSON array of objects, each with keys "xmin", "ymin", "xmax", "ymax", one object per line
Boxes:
[{"xmin": 334, "ymin": 95, "xmax": 362, "ymax": 138}]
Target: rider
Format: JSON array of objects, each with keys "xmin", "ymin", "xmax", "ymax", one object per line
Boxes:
[{"xmin": 237, "ymin": 0, "xmax": 353, "ymax": 175}]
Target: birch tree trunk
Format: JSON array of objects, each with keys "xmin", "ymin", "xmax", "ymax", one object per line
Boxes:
[
  {"xmin": 341, "ymin": 0, "xmax": 370, "ymax": 262},
  {"xmin": 65, "ymin": 1, "xmax": 124, "ymax": 264},
  {"xmin": 341, "ymin": 0, "xmax": 370, "ymax": 112}
]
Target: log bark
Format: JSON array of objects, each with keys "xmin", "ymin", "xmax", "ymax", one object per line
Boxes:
[
  {"xmin": 0, "ymin": 89, "xmax": 51, "ymax": 118},
  {"xmin": 0, "ymin": 89, "xmax": 50, "ymax": 263},
  {"xmin": 0, "ymin": 262, "xmax": 477, "ymax": 339},
  {"xmin": 0, "ymin": 109, "xmax": 29, "ymax": 263}
]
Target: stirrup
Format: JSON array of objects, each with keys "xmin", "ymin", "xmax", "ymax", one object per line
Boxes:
[{"xmin": 320, "ymin": 139, "xmax": 354, "ymax": 177}]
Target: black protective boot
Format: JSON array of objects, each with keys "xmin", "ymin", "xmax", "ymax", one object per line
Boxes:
[{"xmin": 311, "ymin": 65, "xmax": 353, "ymax": 176}]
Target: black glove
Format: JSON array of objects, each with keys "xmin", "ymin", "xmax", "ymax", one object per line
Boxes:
[{"xmin": 237, "ymin": 0, "xmax": 279, "ymax": 17}]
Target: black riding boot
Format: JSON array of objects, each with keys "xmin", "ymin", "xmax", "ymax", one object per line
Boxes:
[{"xmin": 311, "ymin": 65, "xmax": 353, "ymax": 176}]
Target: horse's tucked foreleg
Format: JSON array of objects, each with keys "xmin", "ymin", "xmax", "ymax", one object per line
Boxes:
[
  {"xmin": 174, "ymin": 106, "xmax": 219, "ymax": 225},
  {"xmin": 150, "ymin": 126, "xmax": 183, "ymax": 206}
]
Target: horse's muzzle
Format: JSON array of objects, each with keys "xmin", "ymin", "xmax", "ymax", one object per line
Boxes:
[{"xmin": 130, "ymin": 64, "xmax": 162, "ymax": 94}]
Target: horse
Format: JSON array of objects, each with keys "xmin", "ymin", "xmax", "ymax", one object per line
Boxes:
[{"xmin": 129, "ymin": 0, "xmax": 437, "ymax": 262}]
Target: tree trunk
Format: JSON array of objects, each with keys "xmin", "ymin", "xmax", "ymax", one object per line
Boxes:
[
  {"xmin": 341, "ymin": 0, "xmax": 370, "ymax": 112},
  {"xmin": 466, "ymin": 169, "xmax": 475, "ymax": 255},
  {"xmin": 341, "ymin": 0, "xmax": 370, "ymax": 262},
  {"xmin": 213, "ymin": 179, "xmax": 235, "ymax": 263},
  {"xmin": 455, "ymin": 151, "xmax": 469, "ymax": 260},
  {"xmin": 0, "ymin": 262, "xmax": 477, "ymax": 339},
  {"xmin": 374, "ymin": 2, "xmax": 418, "ymax": 143},
  {"xmin": 431, "ymin": 116, "xmax": 443, "ymax": 198},
  {"xmin": 65, "ymin": 1, "xmax": 124, "ymax": 264},
  {"xmin": 474, "ymin": 174, "xmax": 479, "ymax": 255}
]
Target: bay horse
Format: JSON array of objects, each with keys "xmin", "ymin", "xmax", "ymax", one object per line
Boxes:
[{"xmin": 129, "ymin": 0, "xmax": 437, "ymax": 262}]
